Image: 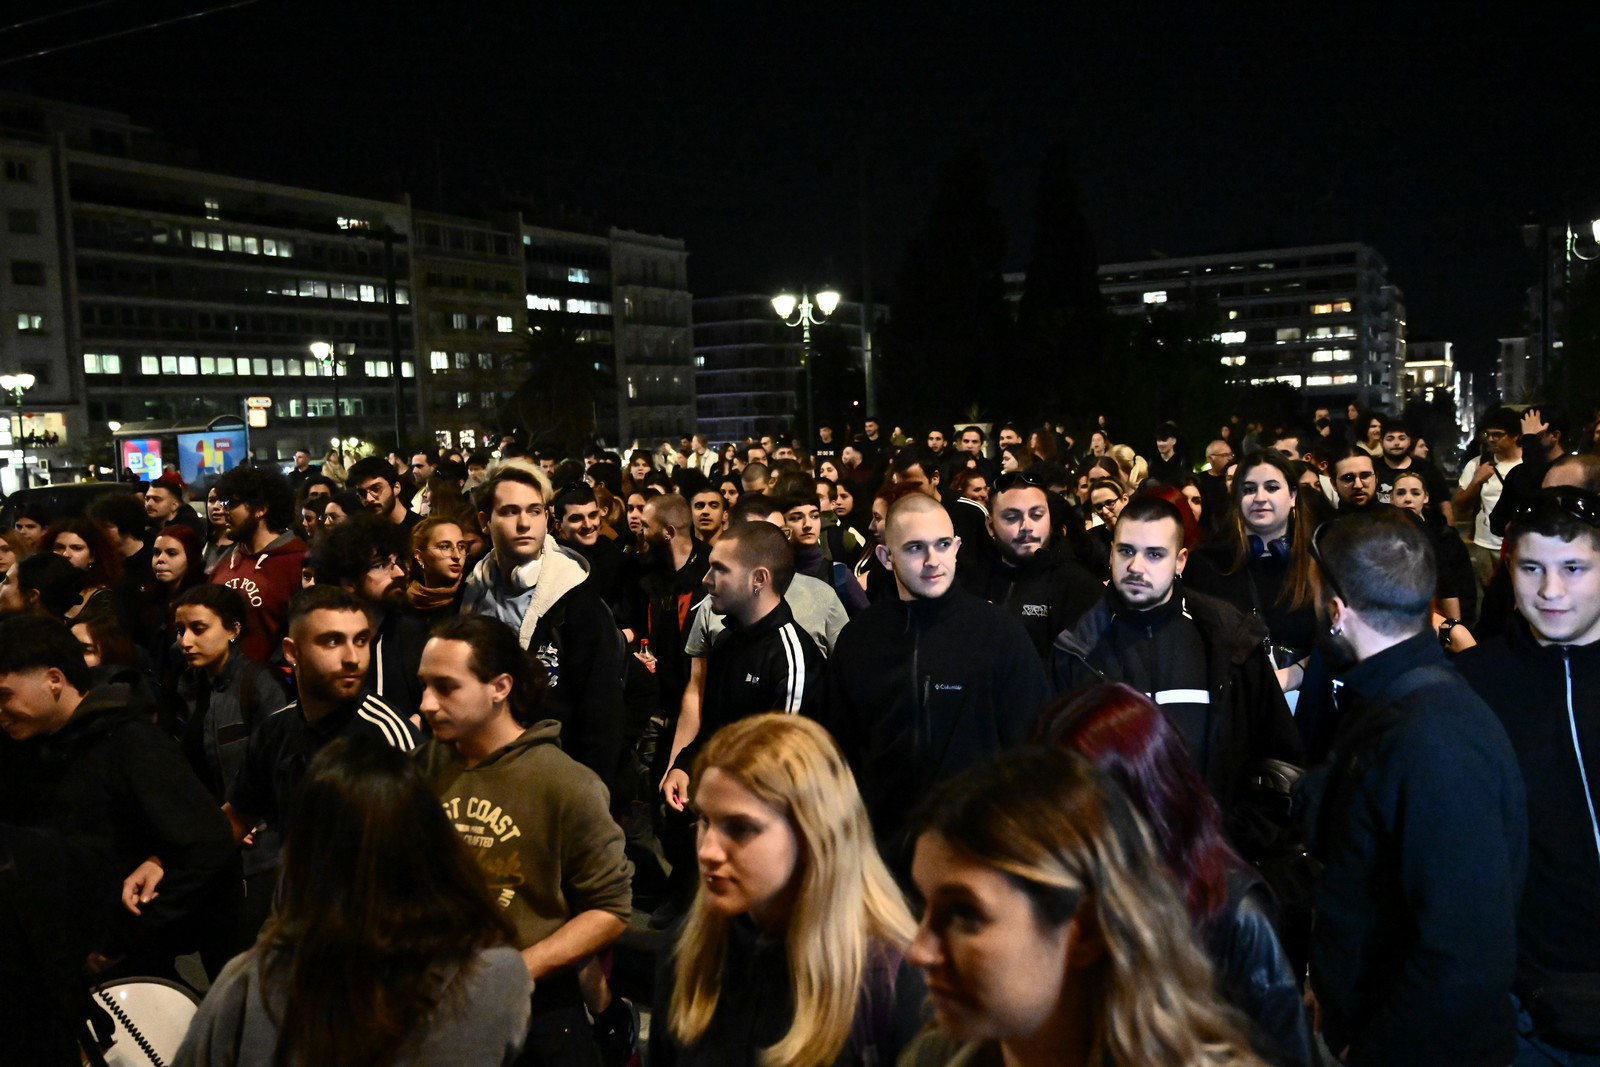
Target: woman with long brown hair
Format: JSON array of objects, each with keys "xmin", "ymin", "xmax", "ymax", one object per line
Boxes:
[{"xmin": 175, "ymin": 738, "xmax": 530, "ymax": 1066}]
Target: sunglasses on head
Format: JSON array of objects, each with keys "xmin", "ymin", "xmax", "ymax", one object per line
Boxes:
[
  {"xmin": 993, "ymin": 469, "xmax": 1046, "ymax": 493},
  {"xmin": 1309, "ymin": 520, "xmax": 1347, "ymax": 606},
  {"xmin": 1512, "ymin": 486, "xmax": 1600, "ymax": 530}
]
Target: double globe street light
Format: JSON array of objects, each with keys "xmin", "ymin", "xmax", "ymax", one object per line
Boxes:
[
  {"xmin": 309, "ymin": 341, "xmax": 356, "ymax": 455},
  {"xmin": 0, "ymin": 371, "xmax": 36, "ymax": 488},
  {"xmin": 771, "ymin": 287, "xmax": 840, "ymax": 449}
]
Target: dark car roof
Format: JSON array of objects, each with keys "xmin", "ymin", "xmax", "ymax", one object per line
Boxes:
[{"xmin": 0, "ymin": 483, "xmax": 136, "ymax": 528}]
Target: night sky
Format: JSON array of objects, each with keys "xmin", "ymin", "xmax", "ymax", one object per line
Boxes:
[{"xmin": 6, "ymin": 2, "xmax": 1600, "ymax": 376}]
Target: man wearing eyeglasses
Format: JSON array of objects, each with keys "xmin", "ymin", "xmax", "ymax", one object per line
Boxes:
[
  {"xmin": 982, "ymin": 471, "xmax": 1102, "ymax": 660},
  {"xmin": 1332, "ymin": 447, "xmax": 1383, "ymax": 513},
  {"xmin": 209, "ymin": 466, "xmax": 308, "ymax": 665},
  {"xmin": 1454, "ymin": 408, "xmax": 1524, "ymax": 590},
  {"xmin": 1457, "ymin": 488, "xmax": 1600, "ymax": 1064},
  {"xmin": 1305, "ymin": 509, "xmax": 1525, "ymax": 1067},
  {"xmin": 1198, "ymin": 438, "xmax": 1235, "ymax": 536},
  {"xmin": 347, "ymin": 455, "xmax": 422, "ymax": 538}
]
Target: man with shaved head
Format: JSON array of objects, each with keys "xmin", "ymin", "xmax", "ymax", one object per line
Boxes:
[{"xmin": 824, "ymin": 491, "xmax": 1051, "ymax": 875}]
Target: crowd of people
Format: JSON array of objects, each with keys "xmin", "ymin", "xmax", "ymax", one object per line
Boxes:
[{"xmin": 1, "ymin": 399, "xmax": 1598, "ymax": 1066}]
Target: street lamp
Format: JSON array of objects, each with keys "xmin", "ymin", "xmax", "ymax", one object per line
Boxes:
[
  {"xmin": 0, "ymin": 372, "xmax": 36, "ymax": 488},
  {"xmin": 310, "ymin": 341, "xmax": 355, "ymax": 449},
  {"xmin": 771, "ymin": 287, "xmax": 840, "ymax": 447}
]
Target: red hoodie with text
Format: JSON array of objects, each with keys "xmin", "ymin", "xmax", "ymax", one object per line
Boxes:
[{"xmin": 209, "ymin": 531, "xmax": 307, "ymax": 664}]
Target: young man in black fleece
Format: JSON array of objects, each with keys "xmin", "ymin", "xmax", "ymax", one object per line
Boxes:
[
  {"xmin": 825, "ymin": 491, "xmax": 1050, "ymax": 876},
  {"xmin": 0, "ymin": 615, "xmax": 234, "ymax": 1015},
  {"xmin": 1457, "ymin": 487, "xmax": 1600, "ymax": 1063},
  {"xmin": 1306, "ymin": 509, "xmax": 1526, "ymax": 1067}
]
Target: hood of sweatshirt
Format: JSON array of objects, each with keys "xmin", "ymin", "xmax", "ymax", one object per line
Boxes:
[
  {"xmin": 467, "ymin": 718, "xmax": 564, "ymax": 769},
  {"xmin": 462, "ymin": 540, "xmax": 591, "ymax": 645},
  {"xmin": 228, "ymin": 529, "xmax": 308, "ymax": 571}
]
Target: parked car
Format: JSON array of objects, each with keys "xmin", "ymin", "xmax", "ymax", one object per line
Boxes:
[{"xmin": 0, "ymin": 482, "xmax": 139, "ymax": 529}]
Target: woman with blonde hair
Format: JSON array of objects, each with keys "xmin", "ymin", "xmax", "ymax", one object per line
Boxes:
[
  {"xmin": 1107, "ymin": 443, "xmax": 1147, "ymax": 490},
  {"xmin": 651, "ymin": 714, "xmax": 925, "ymax": 1067},
  {"xmin": 901, "ymin": 748, "xmax": 1265, "ymax": 1067}
]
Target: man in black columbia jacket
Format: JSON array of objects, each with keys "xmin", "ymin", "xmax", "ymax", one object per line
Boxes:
[
  {"xmin": 1306, "ymin": 510, "xmax": 1525, "ymax": 1067},
  {"xmin": 1457, "ymin": 488, "xmax": 1600, "ymax": 1062},
  {"xmin": 1052, "ymin": 493, "xmax": 1302, "ymax": 812},
  {"xmin": 826, "ymin": 492, "xmax": 1050, "ymax": 874}
]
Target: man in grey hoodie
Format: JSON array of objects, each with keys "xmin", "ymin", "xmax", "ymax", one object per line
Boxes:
[{"xmin": 461, "ymin": 460, "xmax": 626, "ymax": 790}]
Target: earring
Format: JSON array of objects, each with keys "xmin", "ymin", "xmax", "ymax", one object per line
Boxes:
[{"xmin": 1329, "ymin": 625, "xmax": 1343, "ymax": 637}]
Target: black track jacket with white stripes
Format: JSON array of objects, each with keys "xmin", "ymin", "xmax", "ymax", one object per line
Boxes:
[
  {"xmin": 228, "ymin": 692, "xmax": 420, "ymax": 827},
  {"xmin": 672, "ymin": 599, "xmax": 825, "ymax": 775}
]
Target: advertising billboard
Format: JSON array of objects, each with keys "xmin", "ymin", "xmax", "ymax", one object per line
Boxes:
[
  {"xmin": 178, "ymin": 429, "xmax": 247, "ymax": 485},
  {"xmin": 120, "ymin": 439, "xmax": 163, "ymax": 481}
]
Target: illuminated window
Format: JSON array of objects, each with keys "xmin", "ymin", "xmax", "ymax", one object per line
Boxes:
[
  {"xmin": 243, "ymin": 236, "xmax": 259, "ymax": 255},
  {"xmin": 252, "ymin": 358, "xmax": 268, "ymax": 375},
  {"xmin": 217, "ymin": 356, "xmax": 235, "ymax": 375},
  {"xmin": 1219, "ymin": 355, "xmax": 1246, "ymax": 367},
  {"xmin": 1307, "ymin": 375, "xmax": 1334, "ymax": 386},
  {"xmin": 365, "ymin": 360, "xmax": 390, "ymax": 376},
  {"xmin": 1333, "ymin": 373, "xmax": 1358, "ymax": 385},
  {"xmin": 337, "ymin": 216, "xmax": 370, "ymax": 231},
  {"xmin": 359, "ymin": 284, "xmax": 376, "ymax": 302},
  {"xmin": 204, "ymin": 198, "xmax": 220, "ymax": 220},
  {"xmin": 496, "ymin": 315, "xmax": 514, "ymax": 333},
  {"xmin": 227, "ymin": 235, "xmax": 243, "ymax": 253},
  {"xmin": 1217, "ymin": 330, "xmax": 1247, "ymax": 345},
  {"xmin": 161, "ymin": 355, "xmax": 179, "ymax": 375},
  {"xmin": 456, "ymin": 391, "xmax": 471, "ymax": 408},
  {"xmin": 1227, "ymin": 309, "xmax": 1239, "ymax": 320},
  {"xmin": 451, "ymin": 313, "xmax": 468, "ymax": 330},
  {"xmin": 141, "ymin": 355, "xmax": 159, "ymax": 375},
  {"xmin": 1311, "ymin": 300, "xmax": 1352, "ymax": 315},
  {"xmin": 1311, "ymin": 349, "xmax": 1353, "ymax": 363},
  {"xmin": 263, "ymin": 239, "xmax": 278, "ymax": 256},
  {"xmin": 566, "ymin": 298, "xmax": 611, "ymax": 315},
  {"xmin": 1142, "ymin": 290, "xmax": 1168, "ymax": 304},
  {"xmin": 201, "ymin": 357, "xmax": 216, "ymax": 374},
  {"xmin": 191, "ymin": 231, "xmax": 207, "ymax": 249},
  {"xmin": 1276, "ymin": 327, "xmax": 1302, "ymax": 342},
  {"xmin": 527, "ymin": 294, "xmax": 561, "ymax": 311},
  {"xmin": 478, "ymin": 353, "xmax": 494, "ymax": 369},
  {"xmin": 15, "ymin": 313, "xmax": 43, "ymax": 331},
  {"xmin": 83, "ymin": 353, "xmax": 122, "ymax": 374},
  {"xmin": 455, "ymin": 352, "xmax": 471, "ymax": 369},
  {"xmin": 394, "ymin": 288, "xmax": 407, "ymax": 304},
  {"xmin": 401, "ymin": 361, "xmax": 413, "ymax": 378},
  {"xmin": 207, "ymin": 233, "xmax": 224, "ymax": 252},
  {"xmin": 568, "ymin": 267, "xmax": 590, "ymax": 283},
  {"xmin": 430, "ymin": 350, "xmax": 448, "ymax": 371}
]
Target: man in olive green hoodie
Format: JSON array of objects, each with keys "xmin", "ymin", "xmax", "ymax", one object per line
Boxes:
[{"xmin": 416, "ymin": 614, "xmax": 633, "ymax": 1065}]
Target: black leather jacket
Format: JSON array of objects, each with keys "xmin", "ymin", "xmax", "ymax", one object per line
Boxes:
[{"xmin": 1205, "ymin": 867, "xmax": 1313, "ymax": 1067}]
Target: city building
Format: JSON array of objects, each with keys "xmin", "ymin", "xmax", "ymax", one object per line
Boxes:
[
  {"xmin": 1404, "ymin": 340, "xmax": 1475, "ymax": 448},
  {"xmin": 0, "ymin": 92, "xmax": 693, "ymax": 489},
  {"xmin": 1096, "ymin": 243, "xmax": 1406, "ymax": 411},
  {"xmin": 693, "ymin": 294, "xmax": 870, "ymax": 443},
  {"xmin": 1496, "ymin": 335, "xmax": 1540, "ymax": 403}
]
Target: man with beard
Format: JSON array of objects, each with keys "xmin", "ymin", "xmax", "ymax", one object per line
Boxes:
[
  {"xmin": 1374, "ymin": 418, "xmax": 1452, "ymax": 519},
  {"xmin": 119, "ymin": 587, "xmax": 418, "ymax": 942},
  {"xmin": 209, "ymin": 466, "xmax": 308, "ymax": 665},
  {"xmin": 145, "ymin": 472, "xmax": 206, "ymax": 540},
  {"xmin": 1052, "ymin": 493, "xmax": 1302, "ymax": 814},
  {"xmin": 347, "ymin": 455, "xmax": 422, "ymax": 537},
  {"xmin": 1331, "ymin": 446, "xmax": 1382, "ymax": 513},
  {"xmin": 980, "ymin": 471, "xmax": 1102, "ymax": 660},
  {"xmin": 1306, "ymin": 510, "xmax": 1526, "ymax": 1066},
  {"xmin": 310, "ymin": 513, "xmax": 414, "ymax": 719}
]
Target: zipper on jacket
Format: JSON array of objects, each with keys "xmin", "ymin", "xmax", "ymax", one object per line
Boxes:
[{"xmin": 1562, "ymin": 649, "xmax": 1600, "ymax": 867}]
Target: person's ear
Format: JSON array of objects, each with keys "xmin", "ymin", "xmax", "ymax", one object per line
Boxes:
[
  {"xmin": 282, "ymin": 636, "xmax": 298, "ymax": 669},
  {"xmin": 489, "ymin": 672, "xmax": 513, "ymax": 707},
  {"xmin": 875, "ymin": 543, "xmax": 892, "ymax": 572},
  {"xmin": 1064, "ymin": 911, "xmax": 1106, "ymax": 970},
  {"xmin": 750, "ymin": 564, "xmax": 771, "ymax": 592}
]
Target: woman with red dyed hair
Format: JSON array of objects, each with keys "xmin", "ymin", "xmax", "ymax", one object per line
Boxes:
[{"xmin": 1040, "ymin": 683, "xmax": 1312, "ymax": 1067}]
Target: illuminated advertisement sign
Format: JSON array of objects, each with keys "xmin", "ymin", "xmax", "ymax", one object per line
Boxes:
[
  {"xmin": 178, "ymin": 429, "xmax": 247, "ymax": 484},
  {"xmin": 120, "ymin": 439, "xmax": 163, "ymax": 481}
]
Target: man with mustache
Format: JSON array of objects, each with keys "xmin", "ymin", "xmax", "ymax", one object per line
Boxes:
[
  {"xmin": 1052, "ymin": 493, "xmax": 1302, "ymax": 814},
  {"xmin": 310, "ymin": 513, "xmax": 415, "ymax": 720},
  {"xmin": 119, "ymin": 586, "xmax": 418, "ymax": 926},
  {"xmin": 980, "ymin": 470, "xmax": 1102, "ymax": 661}
]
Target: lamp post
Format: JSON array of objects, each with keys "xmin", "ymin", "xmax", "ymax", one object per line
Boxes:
[
  {"xmin": 771, "ymin": 287, "xmax": 840, "ymax": 448},
  {"xmin": 309, "ymin": 341, "xmax": 354, "ymax": 452},
  {"xmin": 0, "ymin": 372, "xmax": 36, "ymax": 489}
]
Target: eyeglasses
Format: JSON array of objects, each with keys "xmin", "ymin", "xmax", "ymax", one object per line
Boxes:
[
  {"xmin": 1336, "ymin": 471, "xmax": 1372, "ymax": 484},
  {"xmin": 357, "ymin": 483, "xmax": 388, "ymax": 500},
  {"xmin": 993, "ymin": 469, "xmax": 1045, "ymax": 493},
  {"xmin": 218, "ymin": 498, "xmax": 250, "ymax": 510},
  {"xmin": 1309, "ymin": 520, "xmax": 1347, "ymax": 605},
  {"xmin": 1512, "ymin": 486, "xmax": 1600, "ymax": 530},
  {"xmin": 367, "ymin": 555, "xmax": 401, "ymax": 572},
  {"xmin": 1092, "ymin": 497, "xmax": 1121, "ymax": 514}
]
